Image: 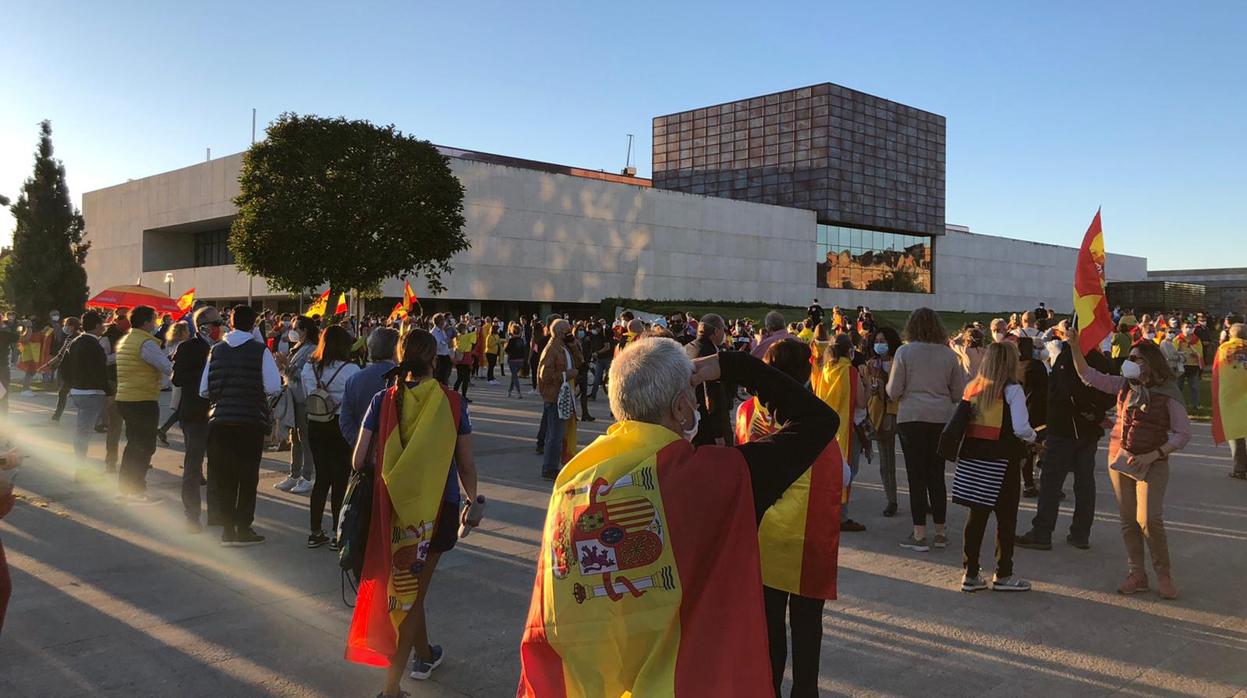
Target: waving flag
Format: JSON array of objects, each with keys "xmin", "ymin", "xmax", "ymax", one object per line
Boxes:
[
  {"xmin": 1212, "ymin": 337, "xmax": 1247, "ymax": 445},
  {"xmin": 335, "ymin": 292, "xmax": 349, "ymax": 316},
  {"xmin": 175, "ymin": 288, "xmax": 195, "ymax": 319},
  {"xmin": 306, "ymin": 288, "xmax": 331, "ymax": 317},
  {"xmin": 403, "ymin": 280, "xmax": 419, "ymax": 310},
  {"xmin": 388, "ymin": 300, "xmax": 407, "ymax": 323},
  {"xmin": 1072, "ymin": 209, "xmax": 1114, "ymax": 349}
]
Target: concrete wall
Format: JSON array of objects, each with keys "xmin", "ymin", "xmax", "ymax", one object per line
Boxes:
[{"xmin": 83, "ymin": 153, "xmax": 817, "ymax": 307}]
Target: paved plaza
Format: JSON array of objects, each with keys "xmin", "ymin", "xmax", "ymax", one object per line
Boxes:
[{"xmin": 1, "ymin": 382, "xmax": 1245, "ymax": 697}]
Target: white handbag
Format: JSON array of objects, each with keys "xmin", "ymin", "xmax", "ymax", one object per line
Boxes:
[{"xmin": 556, "ymin": 376, "xmax": 575, "ymax": 420}]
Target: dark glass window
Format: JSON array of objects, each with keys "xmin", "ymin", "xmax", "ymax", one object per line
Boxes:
[
  {"xmin": 816, "ymin": 224, "xmax": 933, "ymax": 293},
  {"xmin": 193, "ymin": 229, "xmax": 235, "ymax": 268}
]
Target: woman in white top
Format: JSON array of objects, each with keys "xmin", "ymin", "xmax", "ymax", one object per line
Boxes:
[
  {"xmin": 953, "ymin": 342, "xmax": 1038, "ymax": 593},
  {"xmin": 300, "ymin": 324, "xmax": 361, "ymax": 549},
  {"xmin": 276, "ymin": 316, "xmax": 319, "ymax": 494}
]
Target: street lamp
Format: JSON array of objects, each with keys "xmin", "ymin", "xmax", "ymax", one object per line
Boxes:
[{"xmin": 164, "ymin": 272, "xmax": 175, "ymax": 297}]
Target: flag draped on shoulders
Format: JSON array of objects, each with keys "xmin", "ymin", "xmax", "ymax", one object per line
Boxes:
[
  {"xmin": 1072, "ymin": 209, "xmax": 1114, "ymax": 349},
  {"xmin": 809, "ymin": 346, "xmax": 857, "ymax": 465},
  {"xmin": 963, "ymin": 380, "xmax": 1004, "ymax": 441},
  {"xmin": 736, "ymin": 398, "xmax": 842, "ymax": 601},
  {"xmin": 346, "ymin": 380, "xmax": 460, "ymax": 667},
  {"xmin": 1212, "ymin": 338, "xmax": 1247, "ymax": 445},
  {"xmin": 518, "ymin": 421, "xmax": 771, "ymax": 697}
]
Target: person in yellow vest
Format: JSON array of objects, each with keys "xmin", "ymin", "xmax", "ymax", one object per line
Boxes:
[
  {"xmin": 1174, "ymin": 320, "xmax": 1205, "ymax": 411},
  {"xmin": 114, "ymin": 306, "xmax": 172, "ymax": 503}
]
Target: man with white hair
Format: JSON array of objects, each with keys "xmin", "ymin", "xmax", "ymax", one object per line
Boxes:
[
  {"xmin": 517, "ymin": 337, "xmax": 838, "ymax": 696},
  {"xmin": 751, "ymin": 310, "xmax": 795, "ymax": 359}
]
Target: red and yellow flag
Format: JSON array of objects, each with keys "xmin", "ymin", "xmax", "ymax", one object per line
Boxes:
[
  {"xmin": 306, "ymin": 288, "xmax": 331, "ymax": 317},
  {"xmin": 736, "ymin": 397, "xmax": 842, "ymax": 600},
  {"xmin": 387, "ymin": 301, "xmax": 407, "ymax": 323},
  {"xmin": 517, "ymin": 421, "xmax": 771, "ymax": 697},
  {"xmin": 335, "ymin": 292, "xmax": 349, "ymax": 316},
  {"xmin": 1212, "ymin": 337, "xmax": 1247, "ymax": 445},
  {"xmin": 403, "ymin": 280, "xmax": 418, "ymax": 309},
  {"xmin": 809, "ymin": 346, "xmax": 857, "ymax": 466},
  {"xmin": 346, "ymin": 381, "xmax": 461, "ymax": 667},
  {"xmin": 175, "ymin": 288, "xmax": 195, "ymax": 318},
  {"xmin": 1072, "ymin": 209, "xmax": 1114, "ymax": 349}
]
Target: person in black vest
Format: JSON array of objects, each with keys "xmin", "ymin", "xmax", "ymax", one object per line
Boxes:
[
  {"xmin": 199, "ymin": 305, "xmax": 281, "ymax": 547},
  {"xmin": 65, "ymin": 311, "xmax": 112, "ymax": 481},
  {"xmin": 173, "ymin": 306, "xmax": 223, "ymax": 533}
]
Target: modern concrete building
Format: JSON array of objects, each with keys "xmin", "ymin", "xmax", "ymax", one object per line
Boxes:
[{"xmin": 82, "ymin": 83, "xmax": 1148, "ymax": 316}]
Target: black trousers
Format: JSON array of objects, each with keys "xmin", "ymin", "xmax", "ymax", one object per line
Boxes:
[
  {"xmin": 308, "ymin": 417, "xmax": 351, "ymax": 534},
  {"xmin": 1031, "ymin": 434, "xmax": 1098, "ymax": 542},
  {"xmin": 963, "ymin": 459, "xmax": 1021, "ymax": 578},
  {"xmin": 577, "ymin": 368, "xmax": 591, "ymax": 418},
  {"xmin": 486, "ymin": 353, "xmax": 498, "ymax": 381},
  {"xmin": 181, "ymin": 421, "xmax": 214, "ymax": 524},
  {"xmin": 529, "ymin": 354, "xmax": 540, "ymax": 389},
  {"xmin": 897, "ymin": 421, "xmax": 947, "ymax": 526},
  {"xmin": 208, "ymin": 422, "xmax": 265, "ymax": 532},
  {"xmin": 434, "ymin": 355, "xmax": 453, "ymax": 386},
  {"xmin": 453, "ymin": 364, "xmax": 471, "ymax": 398},
  {"xmin": 763, "ymin": 586, "xmax": 825, "ymax": 698},
  {"xmin": 116, "ymin": 400, "xmax": 159, "ymax": 494}
]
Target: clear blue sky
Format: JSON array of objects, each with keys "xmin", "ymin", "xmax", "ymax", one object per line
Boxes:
[{"xmin": 2, "ymin": 1, "xmax": 1244, "ymax": 271}]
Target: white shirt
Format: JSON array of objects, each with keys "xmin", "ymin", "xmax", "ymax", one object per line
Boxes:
[
  {"xmin": 1003, "ymin": 383, "xmax": 1038, "ymax": 443},
  {"xmin": 199, "ymin": 329, "xmax": 282, "ymax": 398},
  {"xmin": 300, "ymin": 359, "xmax": 361, "ymax": 410}
]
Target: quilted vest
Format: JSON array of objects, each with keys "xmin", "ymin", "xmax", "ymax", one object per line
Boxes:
[{"xmin": 114, "ymin": 329, "xmax": 161, "ymax": 402}]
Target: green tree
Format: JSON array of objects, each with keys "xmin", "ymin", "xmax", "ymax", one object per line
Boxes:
[
  {"xmin": 230, "ymin": 114, "xmax": 469, "ymax": 297},
  {"xmin": 4, "ymin": 122, "xmax": 90, "ymax": 317}
]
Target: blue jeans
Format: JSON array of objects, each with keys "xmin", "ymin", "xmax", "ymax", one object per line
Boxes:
[
  {"xmin": 541, "ymin": 401, "xmax": 565, "ymax": 476},
  {"xmin": 507, "ymin": 359, "xmax": 525, "ymax": 396},
  {"xmin": 1179, "ymin": 366, "xmax": 1201, "ymax": 410},
  {"xmin": 590, "ymin": 359, "xmax": 610, "ymax": 399}
]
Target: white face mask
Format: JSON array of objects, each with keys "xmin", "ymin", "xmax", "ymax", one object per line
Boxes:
[
  {"xmin": 288, "ymin": 329, "xmax": 300, "ymax": 343},
  {"xmin": 679, "ymin": 392, "xmax": 701, "ymax": 442},
  {"xmin": 1121, "ymin": 359, "xmax": 1142, "ymax": 381},
  {"xmin": 992, "ymin": 331, "xmax": 1007, "ymax": 343}
]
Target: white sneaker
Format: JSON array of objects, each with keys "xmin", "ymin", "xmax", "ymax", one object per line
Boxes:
[
  {"xmin": 274, "ymin": 476, "xmax": 299, "ymax": 491},
  {"xmin": 290, "ymin": 478, "xmax": 314, "ymax": 495},
  {"xmin": 20, "ymin": 390, "xmax": 35, "ymax": 398}
]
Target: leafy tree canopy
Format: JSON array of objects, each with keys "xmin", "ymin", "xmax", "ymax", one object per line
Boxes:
[
  {"xmin": 230, "ymin": 114, "xmax": 469, "ymax": 296},
  {"xmin": 4, "ymin": 121, "xmax": 90, "ymax": 318}
]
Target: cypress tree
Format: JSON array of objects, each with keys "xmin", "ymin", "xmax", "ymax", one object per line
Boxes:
[{"xmin": 5, "ymin": 120, "xmax": 90, "ymax": 318}]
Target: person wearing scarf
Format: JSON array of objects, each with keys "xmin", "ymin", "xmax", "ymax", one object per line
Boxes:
[
  {"xmin": 345, "ymin": 329, "xmax": 478, "ymax": 698},
  {"xmin": 1066, "ymin": 333, "xmax": 1191, "ymax": 600},
  {"xmin": 735, "ymin": 338, "xmax": 844, "ymax": 697},
  {"xmin": 810, "ymin": 327, "xmax": 868, "ymax": 532},
  {"xmin": 518, "ymin": 338, "xmax": 837, "ymax": 697}
]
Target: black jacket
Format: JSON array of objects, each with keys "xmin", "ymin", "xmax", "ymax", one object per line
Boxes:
[
  {"xmin": 65, "ymin": 332, "xmax": 112, "ymax": 395},
  {"xmin": 1046, "ymin": 343, "xmax": 1114, "ymax": 440},
  {"xmin": 171, "ymin": 337, "xmax": 211, "ymax": 423},
  {"xmin": 685, "ymin": 336, "xmax": 732, "ymax": 446},
  {"xmin": 1019, "ymin": 358, "xmax": 1048, "ymax": 432}
]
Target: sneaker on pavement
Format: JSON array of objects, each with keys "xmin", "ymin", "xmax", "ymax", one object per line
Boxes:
[
  {"xmin": 841, "ymin": 519, "xmax": 866, "ymax": 532},
  {"xmin": 233, "ymin": 528, "xmax": 266, "ymax": 547},
  {"xmin": 1156, "ymin": 573, "xmax": 1179, "ymax": 600},
  {"xmin": 290, "ymin": 478, "xmax": 314, "ymax": 495},
  {"xmin": 1117, "ymin": 572, "xmax": 1149, "ymax": 595},
  {"xmin": 1065, "ymin": 534, "xmax": 1090, "ymax": 550},
  {"xmin": 1015, "ymin": 530, "xmax": 1052, "ymax": 550},
  {"xmin": 1022, "ymin": 486, "xmax": 1040, "ymax": 498},
  {"xmin": 307, "ymin": 530, "xmax": 329, "ymax": 548},
  {"xmin": 961, "ymin": 573, "xmax": 988, "ymax": 593},
  {"xmin": 274, "ymin": 476, "xmax": 299, "ymax": 491},
  {"xmin": 899, "ymin": 535, "xmax": 929, "ymax": 552},
  {"xmin": 220, "ymin": 528, "xmax": 237, "ymax": 547},
  {"xmin": 992, "ymin": 575, "xmax": 1032, "ymax": 592},
  {"xmin": 1229, "ymin": 471, "xmax": 1246, "ymax": 480},
  {"xmin": 328, "ymin": 537, "xmax": 340, "ymax": 551},
  {"xmin": 127, "ymin": 494, "xmax": 162, "ymax": 506},
  {"xmin": 410, "ymin": 644, "xmax": 444, "ymax": 680},
  {"xmin": 932, "ymin": 533, "xmax": 948, "ymax": 549},
  {"xmin": 881, "ymin": 502, "xmax": 898, "ymax": 517}
]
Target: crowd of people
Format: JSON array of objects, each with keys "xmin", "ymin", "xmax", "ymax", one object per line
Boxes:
[{"xmin": 0, "ymin": 296, "xmax": 1243, "ymax": 698}]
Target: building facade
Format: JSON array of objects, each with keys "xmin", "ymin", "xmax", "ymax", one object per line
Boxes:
[{"xmin": 82, "ymin": 84, "xmax": 1147, "ymax": 316}]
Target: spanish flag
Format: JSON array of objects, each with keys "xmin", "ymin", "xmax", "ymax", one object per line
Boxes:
[
  {"xmin": 346, "ymin": 381, "xmax": 462, "ymax": 667},
  {"xmin": 387, "ymin": 300, "xmax": 407, "ymax": 323},
  {"xmin": 809, "ymin": 346, "xmax": 857, "ymax": 467},
  {"xmin": 736, "ymin": 398, "xmax": 842, "ymax": 600},
  {"xmin": 403, "ymin": 280, "xmax": 419, "ymax": 310},
  {"xmin": 335, "ymin": 292, "xmax": 349, "ymax": 316},
  {"xmin": 1072, "ymin": 209, "xmax": 1114, "ymax": 349},
  {"xmin": 963, "ymin": 379, "xmax": 1004, "ymax": 441},
  {"xmin": 517, "ymin": 421, "xmax": 771, "ymax": 696},
  {"xmin": 1212, "ymin": 337, "xmax": 1247, "ymax": 445},
  {"xmin": 175, "ymin": 288, "xmax": 195, "ymax": 319},
  {"xmin": 306, "ymin": 288, "xmax": 331, "ymax": 317}
]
